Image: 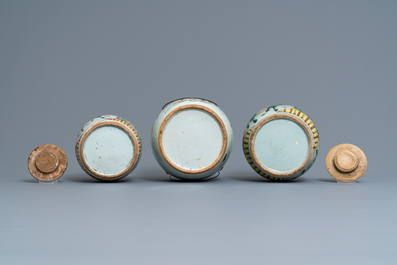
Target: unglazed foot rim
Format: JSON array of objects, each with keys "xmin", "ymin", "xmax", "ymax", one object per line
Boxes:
[
  {"xmin": 79, "ymin": 120, "xmax": 139, "ymax": 181},
  {"xmin": 326, "ymin": 144, "xmax": 367, "ymax": 182},
  {"xmin": 158, "ymin": 104, "xmax": 228, "ymax": 175},
  {"xmin": 249, "ymin": 113, "xmax": 315, "ymax": 178},
  {"xmin": 28, "ymin": 144, "xmax": 68, "ymax": 181}
]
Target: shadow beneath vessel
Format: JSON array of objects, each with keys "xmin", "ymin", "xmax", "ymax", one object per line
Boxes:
[
  {"xmin": 21, "ymin": 179, "xmax": 40, "ymax": 183},
  {"xmin": 21, "ymin": 179, "xmax": 64, "ymax": 184},
  {"xmin": 135, "ymin": 169, "xmax": 220, "ymax": 183},
  {"xmin": 65, "ymin": 174, "xmax": 133, "ymax": 183},
  {"xmin": 315, "ymin": 178, "xmax": 337, "ymax": 183},
  {"xmin": 229, "ymin": 173, "xmax": 309, "ymax": 183}
]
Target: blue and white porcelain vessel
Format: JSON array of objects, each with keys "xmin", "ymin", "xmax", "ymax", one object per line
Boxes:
[
  {"xmin": 76, "ymin": 115, "xmax": 142, "ymax": 181},
  {"xmin": 243, "ymin": 105, "xmax": 319, "ymax": 181},
  {"xmin": 152, "ymin": 98, "xmax": 233, "ymax": 180}
]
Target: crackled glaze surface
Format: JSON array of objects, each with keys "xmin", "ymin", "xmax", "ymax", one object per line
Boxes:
[
  {"xmin": 243, "ymin": 104, "xmax": 319, "ymax": 181},
  {"xmin": 76, "ymin": 115, "xmax": 142, "ymax": 181},
  {"xmin": 152, "ymin": 98, "xmax": 233, "ymax": 180}
]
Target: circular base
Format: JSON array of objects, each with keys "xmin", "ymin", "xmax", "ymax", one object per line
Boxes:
[
  {"xmin": 326, "ymin": 144, "xmax": 367, "ymax": 182},
  {"xmin": 36, "ymin": 151, "xmax": 59, "ymax": 173},
  {"xmin": 334, "ymin": 150, "xmax": 359, "ymax": 172},
  {"xmin": 79, "ymin": 120, "xmax": 139, "ymax": 181},
  {"xmin": 28, "ymin": 144, "xmax": 67, "ymax": 182},
  {"xmin": 158, "ymin": 105, "xmax": 227, "ymax": 175},
  {"xmin": 250, "ymin": 113, "xmax": 314, "ymax": 178}
]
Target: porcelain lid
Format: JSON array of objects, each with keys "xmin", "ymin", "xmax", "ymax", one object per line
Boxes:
[
  {"xmin": 326, "ymin": 144, "xmax": 367, "ymax": 182},
  {"xmin": 28, "ymin": 144, "xmax": 68, "ymax": 181}
]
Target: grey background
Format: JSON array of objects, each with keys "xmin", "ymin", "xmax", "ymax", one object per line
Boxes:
[{"xmin": 1, "ymin": 1, "xmax": 396, "ymax": 264}]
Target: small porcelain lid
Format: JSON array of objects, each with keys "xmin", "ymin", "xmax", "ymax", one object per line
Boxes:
[
  {"xmin": 28, "ymin": 144, "xmax": 68, "ymax": 181},
  {"xmin": 325, "ymin": 144, "xmax": 367, "ymax": 182}
]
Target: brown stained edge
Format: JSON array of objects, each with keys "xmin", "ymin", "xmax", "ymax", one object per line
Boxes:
[
  {"xmin": 249, "ymin": 113, "xmax": 315, "ymax": 178},
  {"xmin": 78, "ymin": 120, "xmax": 139, "ymax": 181},
  {"xmin": 158, "ymin": 104, "xmax": 228, "ymax": 174},
  {"xmin": 27, "ymin": 144, "xmax": 68, "ymax": 181},
  {"xmin": 325, "ymin": 144, "xmax": 367, "ymax": 182}
]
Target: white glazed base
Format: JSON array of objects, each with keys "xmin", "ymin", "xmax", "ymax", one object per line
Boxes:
[
  {"xmin": 254, "ymin": 118, "xmax": 310, "ymax": 173},
  {"xmin": 83, "ymin": 125, "xmax": 135, "ymax": 176},
  {"xmin": 152, "ymin": 98, "xmax": 233, "ymax": 180},
  {"xmin": 162, "ymin": 109, "xmax": 223, "ymax": 172},
  {"xmin": 76, "ymin": 115, "xmax": 142, "ymax": 181},
  {"xmin": 243, "ymin": 105, "xmax": 319, "ymax": 181}
]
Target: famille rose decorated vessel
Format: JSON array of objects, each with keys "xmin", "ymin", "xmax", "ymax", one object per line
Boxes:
[
  {"xmin": 243, "ymin": 104, "xmax": 319, "ymax": 181},
  {"xmin": 76, "ymin": 115, "xmax": 142, "ymax": 181},
  {"xmin": 151, "ymin": 97, "xmax": 233, "ymax": 180}
]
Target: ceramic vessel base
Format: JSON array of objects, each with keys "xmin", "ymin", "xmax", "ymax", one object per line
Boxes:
[
  {"xmin": 250, "ymin": 113, "xmax": 314, "ymax": 178},
  {"xmin": 162, "ymin": 109, "xmax": 223, "ymax": 171},
  {"xmin": 254, "ymin": 118, "xmax": 310, "ymax": 173},
  {"xmin": 83, "ymin": 125, "xmax": 135, "ymax": 176},
  {"xmin": 158, "ymin": 104, "xmax": 228, "ymax": 175}
]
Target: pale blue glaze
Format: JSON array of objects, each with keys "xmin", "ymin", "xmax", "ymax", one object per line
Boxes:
[
  {"xmin": 243, "ymin": 104, "xmax": 319, "ymax": 181},
  {"xmin": 152, "ymin": 98, "xmax": 233, "ymax": 180},
  {"xmin": 254, "ymin": 119, "xmax": 309, "ymax": 172},
  {"xmin": 76, "ymin": 115, "xmax": 142, "ymax": 181}
]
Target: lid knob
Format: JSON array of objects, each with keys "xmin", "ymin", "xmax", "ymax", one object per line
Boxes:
[
  {"xmin": 325, "ymin": 144, "xmax": 367, "ymax": 182},
  {"xmin": 28, "ymin": 144, "xmax": 67, "ymax": 182},
  {"xmin": 334, "ymin": 150, "xmax": 359, "ymax": 173},
  {"xmin": 35, "ymin": 151, "xmax": 59, "ymax": 173}
]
